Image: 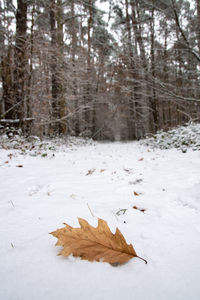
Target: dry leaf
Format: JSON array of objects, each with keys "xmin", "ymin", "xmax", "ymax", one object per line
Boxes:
[
  {"xmin": 86, "ymin": 168, "xmax": 95, "ymax": 176},
  {"xmin": 134, "ymin": 191, "xmax": 142, "ymax": 196},
  {"xmin": 100, "ymin": 169, "xmax": 106, "ymax": 173},
  {"xmin": 129, "ymin": 179, "xmax": 143, "ymax": 185},
  {"xmin": 133, "ymin": 206, "xmax": 146, "ymax": 213},
  {"xmin": 138, "ymin": 158, "xmax": 144, "ymax": 161},
  {"xmin": 124, "ymin": 168, "xmax": 133, "ymax": 174},
  {"xmin": 50, "ymin": 218, "xmax": 147, "ymax": 265}
]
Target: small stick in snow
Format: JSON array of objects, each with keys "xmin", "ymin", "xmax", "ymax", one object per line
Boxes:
[
  {"xmin": 10, "ymin": 200, "xmax": 15, "ymax": 208},
  {"xmin": 87, "ymin": 203, "xmax": 95, "ymax": 217}
]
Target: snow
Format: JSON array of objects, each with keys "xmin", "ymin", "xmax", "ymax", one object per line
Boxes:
[{"xmin": 1, "ymin": 137, "xmax": 200, "ymax": 300}]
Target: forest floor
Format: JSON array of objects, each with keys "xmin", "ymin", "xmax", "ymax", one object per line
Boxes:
[{"xmin": 0, "ymin": 136, "xmax": 200, "ymax": 300}]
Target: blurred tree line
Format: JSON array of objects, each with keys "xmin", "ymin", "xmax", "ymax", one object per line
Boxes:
[{"xmin": 0, "ymin": 0, "xmax": 200, "ymax": 140}]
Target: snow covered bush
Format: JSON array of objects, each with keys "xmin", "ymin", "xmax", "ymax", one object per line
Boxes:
[
  {"xmin": 142, "ymin": 123, "xmax": 200, "ymax": 151},
  {"xmin": 0, "ymin": 131, "xmax": 95, "ymax": 155}
]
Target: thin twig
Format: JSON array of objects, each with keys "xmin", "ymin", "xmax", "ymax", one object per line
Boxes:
[
  {"xmin": 10, "ymin": 200, "xmax": 15, "ymax": 208},
  {"xmin": 87, "ymin": 203, "xmax": 95, "ymax": 217}
]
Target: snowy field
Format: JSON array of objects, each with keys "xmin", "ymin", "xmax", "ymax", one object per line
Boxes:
[{"xmin": 1, "ymin": 137, "xmax": 200, "ymax": 300}]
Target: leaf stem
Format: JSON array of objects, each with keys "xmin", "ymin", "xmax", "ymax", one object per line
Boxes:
[{"xmin": 136, "ymin": 255, "xmax": 148, "ymax": 264}]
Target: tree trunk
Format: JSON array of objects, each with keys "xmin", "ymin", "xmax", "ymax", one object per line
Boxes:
[
  {"xmin": 50, "ymin": 0, "xmax": 58, "ymax": 135},
  {"xmin": 57, "ymin": 0, "xmax": 66, "ymax": 135},
  {"xmin": 27, "ymin": 3, "xmax": 35, "ymax": 118},
  {"xmin": 125, "ymin": 0, "xmax": 136, "ymax": 139},
  {"xmin": 149, "ymin": 3, "xmax": 159, "ymax": 133},
  {"xmin": 130, "ymin": 0, "xmax": 146, "ymax": 138},
  {"xmin": 49, "ymin": 0, "xmax": 66, "ymax": 135},
  {"xmin": 84, "ymin": 0, "xmax": 93, "ymax": 135},
  {"xmin": 14, "ymin": 0, "xmax": 28, "ymax": 130},
  {"xmin": 196, "ymin": 0, "xmax": 200, "ymax": 55},
  {"xmin": 71, "ymin": 0, "xmax": 80, "ymax": 136},
  {"xmin": 1, "ymin": 47, "xmax": 15, "ymax": 119},
  {"xmin": 125, "ymin": 0, "xmax": 144, "ymax": 139}
]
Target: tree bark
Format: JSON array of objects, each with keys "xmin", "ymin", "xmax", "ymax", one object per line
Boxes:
[
  {"xmin": 84, "ymin": 0, "xmax": 93, "ymax": 134},
  {"xmin": 71, "ymin": 0, "xmax": 80, "ymax": 136},
  {"xmin": 149, "ymin": 3, "xmax": 159, "ymax": 132},
  {"xmin": 50, "ymin": 0, "xmax": 58, "ymax": 134},
  {"xmin": 57, "ymin": 0, "xmax": 66, "ymax": 135},
  {"xmin": 1, "ymin": 51, "xmax": 15, "ymax": 119},
  {"xmin": 50, "ymin": 0, "xmax": 66, "ymax": 135},
  {"xmin": 196, "ymin": 0, "xmax": 200, "ymax": 55},
  {"xmin": 125, "ymin": 0, "xmax": 145, "ymax": 139},
  {"xmin": 14, "ymin": 0, "xmax": 28, "ymax": 129}
]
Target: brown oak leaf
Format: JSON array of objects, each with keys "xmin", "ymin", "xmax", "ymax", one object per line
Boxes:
[{"xmin": 50, "ymin": 218, "xmax": 147, "ymax": 265}]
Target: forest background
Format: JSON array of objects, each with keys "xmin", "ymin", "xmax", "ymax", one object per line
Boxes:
[{"xmin": 0, "ymin": 0, "xmax": 200, "ymax": 141}]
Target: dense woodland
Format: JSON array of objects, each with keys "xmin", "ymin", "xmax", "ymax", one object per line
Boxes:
[{"xmin": 0, "ymin": 0, "xmax": 200, "ymax": 140}]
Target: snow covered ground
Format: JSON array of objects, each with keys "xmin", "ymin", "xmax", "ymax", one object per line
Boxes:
[{"xmin": 1, "ymin": 138, "xmax": 200, "ymax": 300}]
